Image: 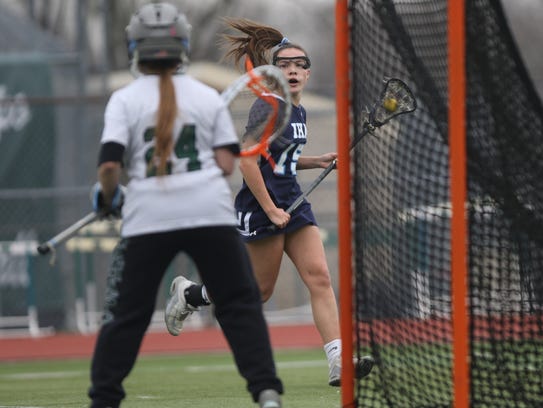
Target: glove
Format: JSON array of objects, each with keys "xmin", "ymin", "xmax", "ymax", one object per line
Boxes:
[{"xmin": 91, "ymin": 182, "xmax": 126, "ymax": 218}]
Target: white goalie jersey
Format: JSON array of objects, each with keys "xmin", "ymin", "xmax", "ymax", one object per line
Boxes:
[{"xmin": 100, "ymin": 74, "xmax": 239, "ymax": 237}]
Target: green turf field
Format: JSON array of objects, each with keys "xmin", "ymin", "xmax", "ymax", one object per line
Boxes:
[
  {"xmin": 0, "ymin": 348, "xmax": 350, "ymax": 407},
  {"xmin": 3, "ymin": 341, "xmax": 541, "ymax": 407}
]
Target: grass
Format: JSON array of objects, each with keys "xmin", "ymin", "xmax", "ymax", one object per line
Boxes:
[
  {"xmin": 0, "ymin": 348, "xmax": 345, "ymax": 408},
  {"xmin": 3, "ymin": 341, "xmax": 540, "ymax": 407}
]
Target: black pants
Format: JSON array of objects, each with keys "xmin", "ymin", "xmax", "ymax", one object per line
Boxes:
[{"xmin": 88, "ymin": 226, "xmax": 283, "ymax": 407}]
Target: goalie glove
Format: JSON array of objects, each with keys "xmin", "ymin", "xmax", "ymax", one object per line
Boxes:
[{"xmin": 91, "ymin": 182, "xmax": 126, "ymax": 218}]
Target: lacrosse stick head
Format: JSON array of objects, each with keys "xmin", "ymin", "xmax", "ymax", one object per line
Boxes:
[{"xmin": 368, "ymin": 78, "xmax": 417, "ymax": 127}]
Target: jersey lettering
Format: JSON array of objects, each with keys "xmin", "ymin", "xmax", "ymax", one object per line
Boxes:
[
  {"xmin": 237, "ymin": 211, "xmax": 254, "ymax": 236},
  {"xmin": 272, "ymin": 143, "xmax": 304, "ymax": 176},
  {"xmin": 143, "ymin": 124, "xmax": 201, "ymax": 177},
  {"xmin": 174, "ymin": 125, "xmax": 200, "ymax": 171},
  {"xmin": 291, "ymin": 144, "xmax": 303, "ymax": 174},
  {"xmin": 291, "ymin": 122, "xmax": 307, "ymax": 139},
  {"xmin": 273, "ymin": 144, "xmax": 296, "ymax": 176}
]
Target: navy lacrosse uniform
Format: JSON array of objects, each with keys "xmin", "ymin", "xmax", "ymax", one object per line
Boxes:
[{"xmin": 235, "ymin": 101, "xmax": 317, "ymax": 241}]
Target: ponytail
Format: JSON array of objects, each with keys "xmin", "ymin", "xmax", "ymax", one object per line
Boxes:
[
  {"xmin": 221, "ymin": 18, "xmax": 309, "ymax": 74},
  {"xmin": 155, "ymin": 70, "xmax": 177, "ymax": 176},
  {"xmin": 139, "ymin": 60, "xmax": 178, "ymax": 176},
  {"xmin": 221, "ymin": 18, "xmax": 283, "ymax": 69}
]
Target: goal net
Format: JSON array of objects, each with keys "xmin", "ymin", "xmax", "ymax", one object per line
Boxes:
[{"xmin": 349, "ymin": 1, "xmax": 543, "ymax": 406}]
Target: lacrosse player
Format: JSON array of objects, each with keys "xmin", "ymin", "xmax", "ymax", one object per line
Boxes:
[
  {"xmin": 87, "ymin": 4, "xmax": 282, "ymax": 408},
  {"xmin": 165, "ymin": 18, "xmax": 374, "ymax": 387}
]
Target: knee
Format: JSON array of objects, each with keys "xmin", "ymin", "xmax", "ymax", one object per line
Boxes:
[{"xmin": 305, "ymin": 266, "xmax": 333, "ymax": 292}]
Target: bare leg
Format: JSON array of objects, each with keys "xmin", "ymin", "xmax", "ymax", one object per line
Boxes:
[
  {"xmin": 284, "ymin": 225, "xmax": 340, "ymax": 343},
  {"xmin": 245, "ymin": 234, "xmax": 285, "ymax": 302}
]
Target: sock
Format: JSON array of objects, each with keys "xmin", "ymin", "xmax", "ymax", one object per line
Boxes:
[
  {"xmin": 201, "ymin": 286, "xmax": 211, "ymax": 304},
  {"xmin": 184, "ymin": 284, "xmax": 211, "ymax": 307},
  {"xmin": 324, "ymin": 339, "xmax": 342, "ymax": 367}
]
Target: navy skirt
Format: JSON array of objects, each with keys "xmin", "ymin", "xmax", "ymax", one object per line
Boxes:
[{"xmin": 236, "ymin": 200, "xmax": 317, "ymax": 242}]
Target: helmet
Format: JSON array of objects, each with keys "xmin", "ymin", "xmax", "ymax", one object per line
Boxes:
[{"xmin": 126, "ymin": 2, "xmax": 191, "ymax": 67}]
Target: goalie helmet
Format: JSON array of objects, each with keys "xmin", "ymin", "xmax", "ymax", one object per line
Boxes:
[{"xmin": 126, "ymin": 2, "xmax": 191, "ymax": 68}]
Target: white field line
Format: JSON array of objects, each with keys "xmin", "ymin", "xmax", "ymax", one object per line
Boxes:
[
  {"xmin": 0, "ymin": 370, "xmax": 86, "ymax": 380},
  {"xmin": 0, "ymin": 360, "xmax": 327, "ymax": 381},
  {"xmin": 184, "ymin": 359, "xmax": 327, "ymax": 373}
]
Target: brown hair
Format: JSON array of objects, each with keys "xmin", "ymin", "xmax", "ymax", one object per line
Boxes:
[
  {"xmin": 140, "ymin": 60, "xmax": 178, "ymax": 176},
  {"xmin": 221, "ymin": 18, "xmax": 309, "ymax": 71}
]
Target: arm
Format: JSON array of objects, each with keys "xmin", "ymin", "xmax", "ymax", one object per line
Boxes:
[
  {"xmin": 297, "ymin": 152, "xmax": 337, "ymax": 170},
  {"xmin": 97, "ymin": 161, "xmax": 122, "ymax": 207},
  {"xmin": 214, "ymin": 147, "xmax": 236, "ymax": 176},
  {"xmin": 93, "ymin": 142, "xmax": 124, "ymax": 213},
  {"xmin": 238, "ymin": 154, "xmax": 290, "ymax": 229}
]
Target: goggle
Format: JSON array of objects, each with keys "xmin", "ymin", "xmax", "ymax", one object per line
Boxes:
[{"xmin": 272, "ymin": 56, "xmax": 311, "ymax": 70}]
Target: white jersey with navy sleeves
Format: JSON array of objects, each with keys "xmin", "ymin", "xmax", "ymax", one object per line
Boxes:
[{"xmin": 100, "ymin": 74, "xmax": 238, "ymax": 237}]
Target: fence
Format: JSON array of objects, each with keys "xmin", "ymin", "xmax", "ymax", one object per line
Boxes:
[{"xmin": 0, "ymin": 55, "xmax": 339, "ymax": 335}]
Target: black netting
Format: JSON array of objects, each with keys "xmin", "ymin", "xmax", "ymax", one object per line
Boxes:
[{"xmin": 350, "ymin": 0, "xmax": 543, "ymax": 407}]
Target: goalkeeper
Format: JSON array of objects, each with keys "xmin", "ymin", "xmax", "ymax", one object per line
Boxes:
[{"xmin": 87, "ymin": 3, "xmax": 283, "ymax": 408}]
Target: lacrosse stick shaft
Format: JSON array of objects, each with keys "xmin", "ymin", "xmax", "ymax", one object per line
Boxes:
[
  {"xmin": 265, "ymin": 77, "xmax": 416, "ymax": 232},
  {"xmin": 286, "ymin": 160, "xmax": 338, "ymax": 215},
  {"xmin": 265, "ymin": 126, "xmax": 371, "ymax": 233},
  {"xmin": 37, "ymin": 211, "xmax": 99, "ymax": 255},
  {"xmin": 284, "ymin": 124, "xmax": 371, "ymax": 215}
]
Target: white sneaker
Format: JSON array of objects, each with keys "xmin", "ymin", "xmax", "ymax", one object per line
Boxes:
[
  {"xmin": 328, "ymin": 355, "xmax": 375, "ymax": 386},
  {"xmin": 328, "ymin": 357, "xmax": 341, "ymax": 386},
  {"xmin": 164, "ymin": 276, "xmax": 199, "ymax": 336},
  {"xmin": 258, "ymin": 389, "xmax": 281, "ymax": 408}
]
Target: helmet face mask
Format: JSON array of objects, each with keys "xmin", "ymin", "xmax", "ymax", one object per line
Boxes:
[{"xmin": 126, "ymin": 2, "xmax": 191, "ymax": 74}]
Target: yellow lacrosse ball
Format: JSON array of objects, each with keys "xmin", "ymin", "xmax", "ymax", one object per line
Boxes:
[{"xmin": 383, "ymin": 97, "xmax": 398, "ymax": 112}]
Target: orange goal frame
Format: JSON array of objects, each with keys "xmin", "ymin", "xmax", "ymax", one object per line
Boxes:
[
  {"xmin": 335, "ymin": 1, "xmax": 469, "ymax": 407},
  {"xmin": 448, "ymin": 1, "xmax": 470, "ymax": 407},
  {"xmin": 335, "ymin": 0, "xmax": 355, "ymax": 406}
]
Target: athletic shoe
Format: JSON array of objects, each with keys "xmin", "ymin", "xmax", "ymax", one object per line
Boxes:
[
  {"xmin": 356, "ymin": 354, "xmax": 375, "ymax": 379},
  {"xmin": 164, "ymin": 276, "xmax": 199, "ymax": 336},
  {"xmin": 328, "ymin": 357, "xmax": 342, "ymax": 386},
  {"xmin": 258, "ymin": 389, "xmax": 281, "ymax": 408},
  {"xmin": 328, "ymin": 355, "xmax": 375, "ymax": 386}
]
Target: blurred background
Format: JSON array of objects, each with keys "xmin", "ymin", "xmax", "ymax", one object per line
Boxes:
[{"xmin": 0, "ymin": 0, "xmax": 542, "ymax": 336}]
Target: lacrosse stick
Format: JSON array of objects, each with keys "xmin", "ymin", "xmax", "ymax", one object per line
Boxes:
[
  {"xmin": 269, "ymin": 77, "xmax": 417, "ymax": 231},
  {"xmin": 222, "ymin": 59, "xmax": 292, "ymax": 164},
  {"xmin": 37, "ymin": 211, "xmax": 99, "ymax": 256},
  {"xmin": 36, "ymin": 64, "xmax": 290, "ymax": 257}
]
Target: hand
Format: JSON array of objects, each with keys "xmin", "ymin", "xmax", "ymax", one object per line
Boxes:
[
  {"xmin": 317, "ymin": 152, "xmax": 338, "ymax": 169},
  {"xmin": 267, "ymin": 207, "xmax": 290, "ymax": 229},
  {"xmin": 91, "ymin": 182, "xmax": 126, "ymax": 218}
]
